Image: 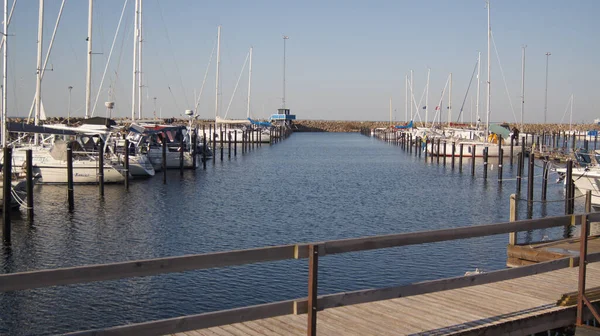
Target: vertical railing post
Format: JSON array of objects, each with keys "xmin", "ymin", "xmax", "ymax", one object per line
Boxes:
[
  {"xmin": 307, "ymin": 244, "xmax": 319, "ymax": 336},
  {"xmin": 3, "ymin": 147, "xmax": 12, "ymax": 243},
  {"xmin": 26, "ymin": 149, "xmax": 34, "ymax": 220},
  {"xmin": 509, "ymin": 194, "xmax": 518, "ymax": 245},
  {"xmin": 576, "ymin": 192, "xmax": 590, "ymax": 326}
]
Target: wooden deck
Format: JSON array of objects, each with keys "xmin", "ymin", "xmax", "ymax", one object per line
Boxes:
[
  {"xmin": 507, "ymin": 235, "xmax": 600, "ymax": 267},
  {"xmin": 171, "ymin": 262, "xmax": 600, "ymax": 336}
]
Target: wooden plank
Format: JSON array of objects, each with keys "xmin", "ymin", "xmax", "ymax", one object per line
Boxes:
[
  {"xmin": 507, "ymin": 244, "xmax": 572, "ymax": 262},
  {"xmin": 239, "ymin": 321, "xmax": 280, "ymax": 336},
  {"xmin": 324, "ymin": 306, "xmax": 399, "ymax": 336},
  {"xmin": 226, "ymin": 323, "xmax": 263, "ymax": 336},
  {"xmin": 64, "ymin": 300, "xmax": 295, "ymax": 336},
  {"xmin": 0, "ymin": 245, "xmax": 298, "ymax": 292},
  {"xmin": 295, "ymin": 257, "xmax": 572, "ymax": 314},
  {"xmin": 204, "ymin": 327, "xmax": 237, "ymax": 336},
  {"xmin": 323, "ymin": 214, "xmax": 591, "ymax": 255}
]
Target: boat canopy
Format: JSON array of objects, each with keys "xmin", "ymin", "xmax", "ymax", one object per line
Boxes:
[
  {"xmin": 128, "ymin": 123, "xmax": 185, "ymax": 135},
  {"xmin": 215, "ymin": 116, "xmax": 251, "ymax": 125},
  {"xmin": 394, "ymin": 121, "xmax": 414, "ymax": 129},
  {"xmin": 248, "ymin": 118, "xmax": 272, "ymax": 127},
  {"xmin": 7, "ymin": 122, "xmax": 79, "ymax": 135}
]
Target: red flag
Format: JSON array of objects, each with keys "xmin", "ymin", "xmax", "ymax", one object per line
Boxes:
[{"xmin": 435, "ymin": 106, "xmax": 440, "ymax": 110}]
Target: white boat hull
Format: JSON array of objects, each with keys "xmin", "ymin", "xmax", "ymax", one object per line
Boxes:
[
  {"xmin": 147, "ymin": 149, "xmax": 197, "ymax": 170},
  {"xmin": 426, "ymin": 141, "xmax": 521, "ymax": 157}
]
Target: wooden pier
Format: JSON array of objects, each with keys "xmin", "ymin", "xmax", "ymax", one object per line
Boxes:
[{"xmin": 2, "ymin": 212, "xmax": 600, "ymax": 335}]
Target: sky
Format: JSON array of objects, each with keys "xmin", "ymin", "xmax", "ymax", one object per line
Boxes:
[{"xmin": 4, "ymin": 0, "xmax": 600, "ymax": 123}]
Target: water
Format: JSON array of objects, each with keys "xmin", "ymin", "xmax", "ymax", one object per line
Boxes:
[{"xmin": 0, "ymin": 133, "xmax": 583, "ymax": 335}]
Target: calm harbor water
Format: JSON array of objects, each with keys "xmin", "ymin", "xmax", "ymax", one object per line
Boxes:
[{"xmin": 0, "ymin": 132, "xmax": 584, "ymax": 335}]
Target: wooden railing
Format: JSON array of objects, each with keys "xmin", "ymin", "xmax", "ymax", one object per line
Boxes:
[{"xmin": 1, "ymin": 212, "xmax": 599, "ymax": 336}]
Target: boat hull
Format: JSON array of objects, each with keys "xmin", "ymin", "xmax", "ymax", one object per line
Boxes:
[{"xmin": 426, "ymin": 141, "xmax": 521, "ymax": 157}]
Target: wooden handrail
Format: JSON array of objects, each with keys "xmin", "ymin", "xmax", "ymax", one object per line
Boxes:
[{"xmin": 1, "ymin": 212, "xmax": 598, "ymax": 292}]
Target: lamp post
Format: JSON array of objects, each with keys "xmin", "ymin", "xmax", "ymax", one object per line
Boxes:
[
  {"xmin": 68, "ymin": 86, "xmax": 73, "ymax": 125},
  {"xmin": 543, "ymin": 52, "xmax": 551, "ymax": 124}
]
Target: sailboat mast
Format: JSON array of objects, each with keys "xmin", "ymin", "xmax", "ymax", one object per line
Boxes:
[
  {"xmin": 476, "ymin": 51, "xmax": 481, "ymax": 128},
  {"xmin": 214, "ymin": 25, "xmax": 221, "ymax": 129},
  {"xmin": 404, "ymin": 75, "xmax": 408, "ymax": 122},
  {"xmin": 425, "ymin": 68, "xmax": 430, "ymax": 127},
  {"xmin": 85, "ymin": 0, "xmax": 93, "ymax": 119},
  {"xmin": 138, "ymin": 0, "xmax": 143, "ymax": 120},
  {"xmin": 2, "ymin": 0, "xmax": 7, "ymax": 147},
  {"xmin": 247, "ymin": 46, "xmax": 252, "ymax": 118},
  {"xmin": 282, "ymin": 36, "xmax": 288, "ymax": 109},
  {"xmin": 389, "ymin": 97, "xmax": 392, "ymax": 127},
  {"xmin": 34, "ymin": 0, "xmax": 44, "ymax": 130},
  {"xmin": 485, "ymin": 0, "xmax": 491, "ymax": 140},
  {"xmin": 131, "ymin": 0, "xmax": 139, "ymax": 121},
  {"xmin": 410, "ymin": 69, "xmax": 413, "ymax": 121},
  {"xmin": 570, "ymin": 94, "xmax": 573, "ymax": 133},
  {"xmin": 448, "ymin": 72, "xmax": 452, "ymax": 127},
  {"xmin": 520, "ymin": 45, "xmax": 526, "ymax": 130}
]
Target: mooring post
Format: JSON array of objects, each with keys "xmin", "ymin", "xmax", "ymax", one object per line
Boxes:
[
  {"xmin": 498, "ymin": 145, "xmax": 503, "ymax": 183},
  {"xmin": 179, "ymin": 134, "xmax": 184, "ymax": 176},
  {"xmin": 124, "ymin": 139, "xmax": 130, "ymax": 190},
  {"xmin": 527, "ymin": 153, "xmax": 535, "ymax": 206},
  {"xmin": 436, "ymin": 138, "xmax": 440, "ymax": 164},
  {"xmin": 228, "ymin": 131, "xmax": 232, "ymax": 159},
  {"xmin": 509, "ymin": 136, "xmax": 514, "ymax": 166},
  {"xmin": 162, "ymin": 132, "xmax": 167, "ymax": 184},
  {"xmin": 418, "ymin": 138, "xmax": 422, "ymax": 158},
  {"xmin": 520, "ymin": 138, "xmax": 526, "ymax": 173},
  {"xmin": 192, "ymin": 128, "xmax": 197, "ymax": 169},
  {"xmin": 443, "ymin": 141, "xmax": 447, "ymax": 165},
  {"xmin": 483, "ymin": 147, "xmax": 489, "ymax": 179},
  {"xmin": 451, "ymin": 142, "xmax": 456, "ymax": 169},
  {"xmin": 516, "ymin": 152, "xmax": 523, "ymax": 194},
  {"xmin": 26, "ymin": 149, "xmax": 34, "ymax": 219},
  {"xmin": 234, "ymin": 131, "xmax": 238, "ymax": 156},
  {"xmin": 67, "ymin": 143, "xmax": 74, "ymax": 211},
  {"xmin": 459, "ymin": 143, "xmax": 464, "ymax": 172},
  {"xmin": 565, "ymin": 160, "xmax": 573, "ymax": 215},
  {"xmin": 471, "ymin": 144, "xmax": 476, "ymax": 176},
  {"xmin": 509, "ymin": 194, "xmax": 518, "ymax": 245},
  {"xmin": 409, "ymin": 134, "xmax": 412, "ymax": 154},
  {"xmin": 424, "ymin": 139, "xmax": 428, "ymax": 160},
  {"xmin": 307, "ymin": 244, "xmax": 319, "ymax": 336},
  {"xmin": 220, "ymin": 125, "xmax": 224, "ymax": 161},
  {"xmin": 595, "ymin": 133, "xmax": 598, "ymax": 150},
  {"xmin": 202, "ymin": 132, "xmax": 207, "ymax": 169},
  {"xmin": 571, "ymin": 133, "xmax": 576, "ymax": 153},
  {"xmin": 98, "ymin": 139, "xmax": 104, "ymax": 197},
  {"xmin": 3, "ymin": 147, "xmax": 12, "ymax": 243},
  {"xmin": 541, "ymin": 156, "xmax": 549, "ymax": 201}
]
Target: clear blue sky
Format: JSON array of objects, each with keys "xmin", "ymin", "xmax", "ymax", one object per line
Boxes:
[{"xmin": 5, "ymin": 0, "xmax": 600, "ymax": 123}]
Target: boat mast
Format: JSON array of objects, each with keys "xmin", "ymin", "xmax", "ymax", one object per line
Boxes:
[
  {"xmin": 410, "ymin": 69, "xmax": 413, "ymax": 121},
  {"xmin": 131, "ymin": 0, "xmax": 139, "ymax": 121},
  {"xmin": 34, "ymin": 0, "xmax": 44, "ymax": 135},
  {"xmin": 476, "ymin": 51, "xmax": 481, "ymax": 128},
  {"xmin": 485, "ymin": 0, "xmax": 491, "ymax": 141},
  {"xmin": 425, "ymin": 68, "xmax": 430, "ymax": 127},
  {"xmin": 448, "ymin": 72, "xmax": 452, "ymax": 127},
  {"xmin": 138, "ymin": 0, "xmax": 143, "ymax": 120},
  {"xmin": 282, "ymin": 35, "xmax": 288, "ymax": 109},
  {"xmin": 247, "ymin": 46, "xmax": 252, "ymax": 118},
  {"xmin": 404, "ymin": 75, "xmax": 408, "ymax": 122},
  {"xmin": 85, "ymin": 0, "xmax": 92, "ymax": 119},
  {"xmin": 2, "ymin": 0, "xmax": 7, "ymax": 147},
  {"xmin": 520, "ymin": 45, "xmax": 526, "ymax": 130},
  {"xmin": 389, "ymin": 97, "xmax": 392, "ymax": 127},
  {"xmin": 214, "ymin": 25, "xmax": 221, "ymax": 129},
  {"xmin": 570, "ymin": 94, "xmax": 573, "ymax": 133}
]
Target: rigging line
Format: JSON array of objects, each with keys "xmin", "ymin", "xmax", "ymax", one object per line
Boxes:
[
  {"xmin": 490, "ymin": 31, "xmax": 518, "ymax": 124},
  {"xmin": 91, "ymin": 0, "xmax": 128, "ymax": 117},
  {"xmin": 194, "ymin": 41, "xmax": 216, "ymax": 115},
  {"xmin": 27, "ymin": 0, "xmax": 67, "ymax": 122},
  {"xmin": 456, "ymin": 57, "xmax": 479, "ymax": 123},
  {"xmin": 156, "ymin": 0, "xmax": 190, "ymax": 108},
  {"xmin": 223, "ymin": 50, "xmax": 249, "ymax": 119},
  {"xmin": 558, "ymin": 95, "xmax": 573, "ymax": 124},
  {"xmin": 168, "ymin": 85, "xmax": 181, "ymax": 114}
]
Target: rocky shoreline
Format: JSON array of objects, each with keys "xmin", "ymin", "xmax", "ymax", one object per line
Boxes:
[{"xmin": 10, "ymin": 117, "xmax": 600, "ymax": 134}]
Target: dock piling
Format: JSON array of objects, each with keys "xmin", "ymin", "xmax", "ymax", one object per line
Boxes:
[
  {"xmin": 471, "ymin": 145, "xmax": 476, "ymax": 176},
  {"xmin": 162, "ymin": 132, "xmax": 167, "ymax": 184},
  {"xmin": 67, "ymin": 143, "xmax": 74, "ymax": 211},
  {"xmin": 26, "ymin": 149, "xmax": 34, "ymax": 219},
  {"xmin": 483, "ymin": 147, "xmax": 488, "ymax": 179},
  {"xmin": 459, "ymin": 143, "xmax": 464, "ymax": 172},
  {"xmin": 3, "ymin": 147, "xmax": 11, "ymax": 243},
  {"xmin": 98, "ymin": 138, "xmax": 104, "ymax": 197},
  {"xmin": 124, "ymin": 139, "xmax": 130, "ymax": 189},
  {"xmin": 527, "ymin": 153, "xmax": 535, "ymax": 206}
]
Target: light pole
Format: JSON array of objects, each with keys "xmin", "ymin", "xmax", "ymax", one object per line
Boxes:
[
  {"xmin": 282, "ymin": 35, "xmax": 289, "ymax": 109},
  {"xmin": 68, "ymin": 86, "xmax": 73, "ymax": 125},
  {"xmin": 544, "ymin": 52, "xmax": 551, "ymax": 124}
]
